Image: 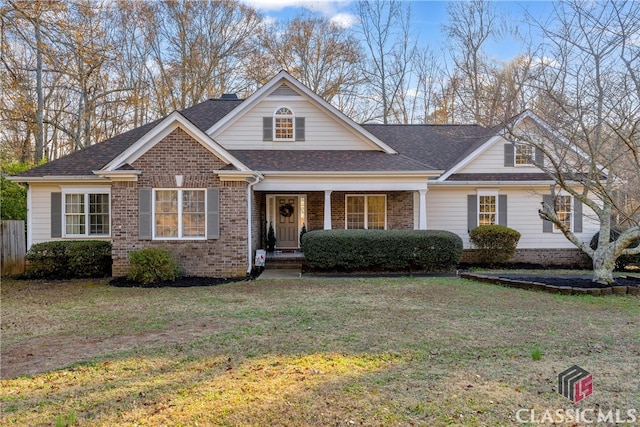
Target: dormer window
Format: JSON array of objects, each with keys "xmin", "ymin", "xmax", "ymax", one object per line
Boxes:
[
  {"xmin": 515, "ymin": 143, "xmax": 534, "ymax": 165},
  {"xmin": 274, "ymin": 107, "xmax": 294, "ymax": 140}
]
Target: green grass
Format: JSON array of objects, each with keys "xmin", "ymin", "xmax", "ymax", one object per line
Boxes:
[{"xmin": 1, "ymin": 276, "xmax": 638, "ymax": 426}]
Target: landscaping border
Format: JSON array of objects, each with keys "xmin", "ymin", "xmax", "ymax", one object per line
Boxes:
[{"xmin": 460, "ymin": 273, "xmax": 640, "ymax": 296}]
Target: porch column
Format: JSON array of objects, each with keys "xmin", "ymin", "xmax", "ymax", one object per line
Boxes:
[
  {"xmin": 418, "ymin": 189, "xmax": 428, "ymax": 230},
  {"xmin": 323, "ymin": 190, "xmax": 332, "ymax": 230}
]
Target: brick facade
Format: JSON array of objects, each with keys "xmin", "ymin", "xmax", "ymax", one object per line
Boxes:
[{"xmin": 111, "ymin": 128, "xmax": 249, "ymax": 278}]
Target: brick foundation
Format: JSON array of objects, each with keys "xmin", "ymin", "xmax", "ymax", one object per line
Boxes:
[{"xmin": 461, "ymin": 248, "xmax": 592, "ymax": 268}]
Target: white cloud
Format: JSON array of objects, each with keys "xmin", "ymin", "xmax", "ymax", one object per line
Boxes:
[
  {"xmin": 242, "ymin": 0, "xmax": 355, "ymax": 26},
  {"xmin": 330, "ymin": 12, "xmax": 357, "ymax": 28}
]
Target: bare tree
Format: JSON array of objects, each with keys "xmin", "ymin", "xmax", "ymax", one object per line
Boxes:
[
  {"xmin": 442, "ymin": 0, "xmax": 503, "ymax": 125},
  {"xmin": 252, "ymin": 14, "xmax": 363, "ymax": 103},
  {"xmin": 356, "ymin": 0, "xmax": 416, "ymax": 124},
  {"xmin": 146, "ymin": 0, "xmax": 259, "ymax": 115},
  {"xmin": 512, "ymin": 0, "xmax": 640, "ymax": 284}
]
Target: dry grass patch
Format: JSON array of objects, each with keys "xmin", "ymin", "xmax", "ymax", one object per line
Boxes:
[{"xmin": 1, "ymin": 276, "xmax": 638, "ymax": 425}]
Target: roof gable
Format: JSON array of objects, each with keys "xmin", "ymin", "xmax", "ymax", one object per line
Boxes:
[
  {"xmin": 103, "ymin": 111, "xmax": 250, "ymax": 172},
  {"xmin": 208, "ymin": 71, "xmax": 398, "ymax": 154}
]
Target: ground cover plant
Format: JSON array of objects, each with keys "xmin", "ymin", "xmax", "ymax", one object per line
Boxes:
[{"xmin": 1, "ymin": 276, "xmax": 638, "ymax": 425}]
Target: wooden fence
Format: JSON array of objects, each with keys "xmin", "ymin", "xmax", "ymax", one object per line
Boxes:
[{"xmin": 1, "ymin": 220, "xmax": 26, "ymax": 275}]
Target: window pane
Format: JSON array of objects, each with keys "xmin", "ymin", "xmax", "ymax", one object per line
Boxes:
[
  {"xmin": 275, "ymin": 107, "xmax": 294, "ymax": 140},
  {"xmin": 182, "ymin": 190, "xmax": 205, "ymax": 237},
  {"xmin": 89, "ymin": 194, "xmax": 109, "ymax": 234},
  {"xmin": 65, "ymin": 194, "xmax": 85, "ymax": 234},
  {"xmin": 515, "ymin": 144, "xmax": 534, "ymax": 165},
  {"xmin": 479, "ymin": 195, "xmax": 496, "ymax": 226},
  {"xmin": 155, "ymin": 190, "xmax": 178, "ymax": 237},
  {"xmin": 275, "ymin": 117, "xmax": 293, "ymax": 139},
  {"xmin": 554, "ymin": 196, "xmax": 572, "ymax": 230},
  {"xmin": 346, "ymin": 196, "xmax": 365, "ymax": 229},
  {"xmin": 367, "ymin": 196, "xmax": 385, "ymax": 229}
]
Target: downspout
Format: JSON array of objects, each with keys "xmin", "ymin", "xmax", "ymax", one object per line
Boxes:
[{"xmin": 246, "ymin": 173, "xmax": 262, "ymax": 275}]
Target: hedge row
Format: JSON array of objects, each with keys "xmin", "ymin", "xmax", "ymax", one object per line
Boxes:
[
  {"xmin": 25, "ymin": 240, "xmax": 112, "ymax": 279},
  {"xmin": 301, "ymin": 229, "xmax": 462, "ymax": 272}
]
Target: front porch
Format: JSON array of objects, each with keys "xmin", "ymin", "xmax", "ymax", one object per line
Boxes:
[{"xmin": 257, "ymin": 190, "xmax": 427, "ymax": 252}]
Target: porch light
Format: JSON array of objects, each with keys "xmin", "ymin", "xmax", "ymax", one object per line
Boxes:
[{"xmin": 175, "ymin": 175, "xmax": 184, "ymax": 187}]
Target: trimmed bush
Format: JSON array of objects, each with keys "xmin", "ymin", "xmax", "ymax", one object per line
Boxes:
[
  {"xmin": 301, "ymin": 229, "xmax": 463, "ymax": 272},
  {"xmin": 469, "ymin": 225, "xmax": 521, "ymax": 265},
  {"xmin": 127, "ymin": 248, "xmax": 180, "ymax": 286},
  {"xmin": 25, "ymin": 240, "xmax": 112, "ymax": 278},
  {"xmin": 590, "ymin": 228, "xmax": 640, "ymax": 270}
]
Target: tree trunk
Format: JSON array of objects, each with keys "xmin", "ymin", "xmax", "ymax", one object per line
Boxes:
[{"xmin": 592, "ymin": 248, "xmax": 615, "ymax": 284}]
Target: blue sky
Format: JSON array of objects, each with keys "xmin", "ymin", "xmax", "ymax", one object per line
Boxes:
[{"xmin": 242, "ymin": 1, "xmax": 557, "ymax": 62}]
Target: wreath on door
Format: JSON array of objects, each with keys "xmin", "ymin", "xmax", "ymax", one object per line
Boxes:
[{"xmin": 279, "ymin": 203, "xmax": 294, "ymax": 217}]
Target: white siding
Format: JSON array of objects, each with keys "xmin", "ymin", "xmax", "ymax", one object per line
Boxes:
[
  {"xmin": 30, "ymin": 184, "xmax": 61, "ymax": 246},
  {"xmin": 458, "ymin": 136, "xmax": 541, "ymax": 174},
  {"xmin": 214, "ymin": 99, "xmax": 377, "ymax": 151},
  {"xmin": 29, "ymin": 183, "xmax": 113, "ymax": 247},
  {"xmin": 427, "ymin": 186, "xmax": 599, "ymax": 249}
]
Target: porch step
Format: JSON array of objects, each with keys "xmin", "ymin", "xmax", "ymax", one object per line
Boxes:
[
  {"xmin": 266, "ymin": 259, "xmax": 303, "ymax": 269},
  {"xmin": 265, "ymin": 251, "xmax": 305, "ymax": 270}
]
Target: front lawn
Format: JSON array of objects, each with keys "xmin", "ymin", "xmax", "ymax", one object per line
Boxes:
[{"xmin": 1, "ymin": 277, "xmax": 638, "ymax": 425}]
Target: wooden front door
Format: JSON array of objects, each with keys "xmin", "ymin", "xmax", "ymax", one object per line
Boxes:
[{"xmin": 276, "ymin": 196, "xmax": 298, "ymax": 248}]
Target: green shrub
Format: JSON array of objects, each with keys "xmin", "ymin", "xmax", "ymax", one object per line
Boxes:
[
  {"xmin": 590, "ymin": 228, "xmax": 640, "ymax": 270},
  {"xmin": 469, "ymin": 225, "xmax": 521, "ymax": 265},
  {"xmin": 127, "ymin": 248, "xmax": 180, "ymax": 286},
  {"xmin": 26, "ymin": 240, "xmax": 112, "ymax": 278},
  {"xmin": 301, "ymin": 229, "xmax": 463, "ymax": 272}
]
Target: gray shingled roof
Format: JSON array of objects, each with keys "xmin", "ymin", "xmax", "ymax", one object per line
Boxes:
[
  {"xmin": 228, "ymin": 150, "xmax": 436, "ymax": 172},
  {"xmin": 13, "ymin": 97, "xmax": 499, "ymax": 178},
  {"xmin": 448, "ymin": 173, "xmax": 551, "ymax": 181},
  {"xmin": 361, "ymin": 124, "xmax": 496, "ymax": 171},
  {"xmin": 13, "ymin": 99, "xmax": 243, "ymax": 178}
]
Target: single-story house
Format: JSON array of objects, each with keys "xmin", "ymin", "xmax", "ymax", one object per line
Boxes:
[{"xmin": 10, "ymin": 71, "xmax": 597, "ymax": 277}]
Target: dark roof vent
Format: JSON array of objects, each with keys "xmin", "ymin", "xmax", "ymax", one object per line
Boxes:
[{"xmin": 220, "ymin": 93, "xmax": 238, "ymax": 100}]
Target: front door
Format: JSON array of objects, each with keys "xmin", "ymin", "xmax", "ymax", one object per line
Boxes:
[{"xmin": 276, "ymin": 196, "xmax": 298, "ymax": 248}]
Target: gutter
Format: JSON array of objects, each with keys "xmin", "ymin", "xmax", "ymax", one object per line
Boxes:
[{"xmin": 246, "ymin": 173, "xmax": 263, "ymax": 275}]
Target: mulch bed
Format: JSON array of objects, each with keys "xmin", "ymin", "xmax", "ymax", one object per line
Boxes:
[
  {"xmin": 461, "ymin": 273, "xmax": 640, "ymax": 296},
  {"xmin": 109, "ymin": 276, "xmax": 251, "ymax": 288}
]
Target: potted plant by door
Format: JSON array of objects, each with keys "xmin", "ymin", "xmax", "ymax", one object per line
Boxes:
[{"xmin": 267, "ymin": 222, "xmax": 276, "ymax": 252}]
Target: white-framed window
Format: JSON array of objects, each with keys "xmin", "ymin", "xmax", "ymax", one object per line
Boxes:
[
  {"xmin": 345, "ymin": 194, "xmax": 386, "ymax": 230},
  {"xmin": 274, "ymin": 107, "xmax": 294, "ymax": 141},
  {"xmin": 554, "ymin": 195, "xmax": 572, "ymax": 231},
  {"xmin": 154, "ymin": 189, "xmax": 206, "ymax": 239},
  {"xmin": 477, "ymin": 190, "xmax": 499, "ymax": 226},
  {"xmin": 63, "ymin": 192, "xmax": 110, "ymax": 237},
  {"xmin": 515, "ymin": 143, "xmax": 534, "ymax": 165}
]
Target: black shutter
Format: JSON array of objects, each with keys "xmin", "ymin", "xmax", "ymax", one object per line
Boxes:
[
  {"xmin": 468, "ymin": 195, "xmax": 477, "ymax": 231},
  {"xmin": 295, "ymin": 117, "xmax": 305, "ymax": 141},
  {"xmin": 542, "ymin": 194, "xmax": 554, "ymax": 233},
  {"xmin": 207, "ymin": 188, "xmax": 220, "ymax": 239},
  {"xmin": 139, "ymin": 188, "xmax": 152, "ymax": 240},
  {"xmin": 498, "ymin": 195, "xmax": 507, "ymax": 226},
  {"xmin": 504, "ymin": 143, "xmax": 515, "ymax": 167},
  {"xmin": 263, "ymin": 117, "xmax": 273, "ymax": 141},
  {"xmin": 573, "ymin": 199, "xmax": 583, "ymax": 233},
  {"xmin": 51, "ymin": 192, "xmax": 62, "ymax": 238},
  {"xmin": 534, "ymin": 146, "xmax": 544, "ymax": 166}
]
